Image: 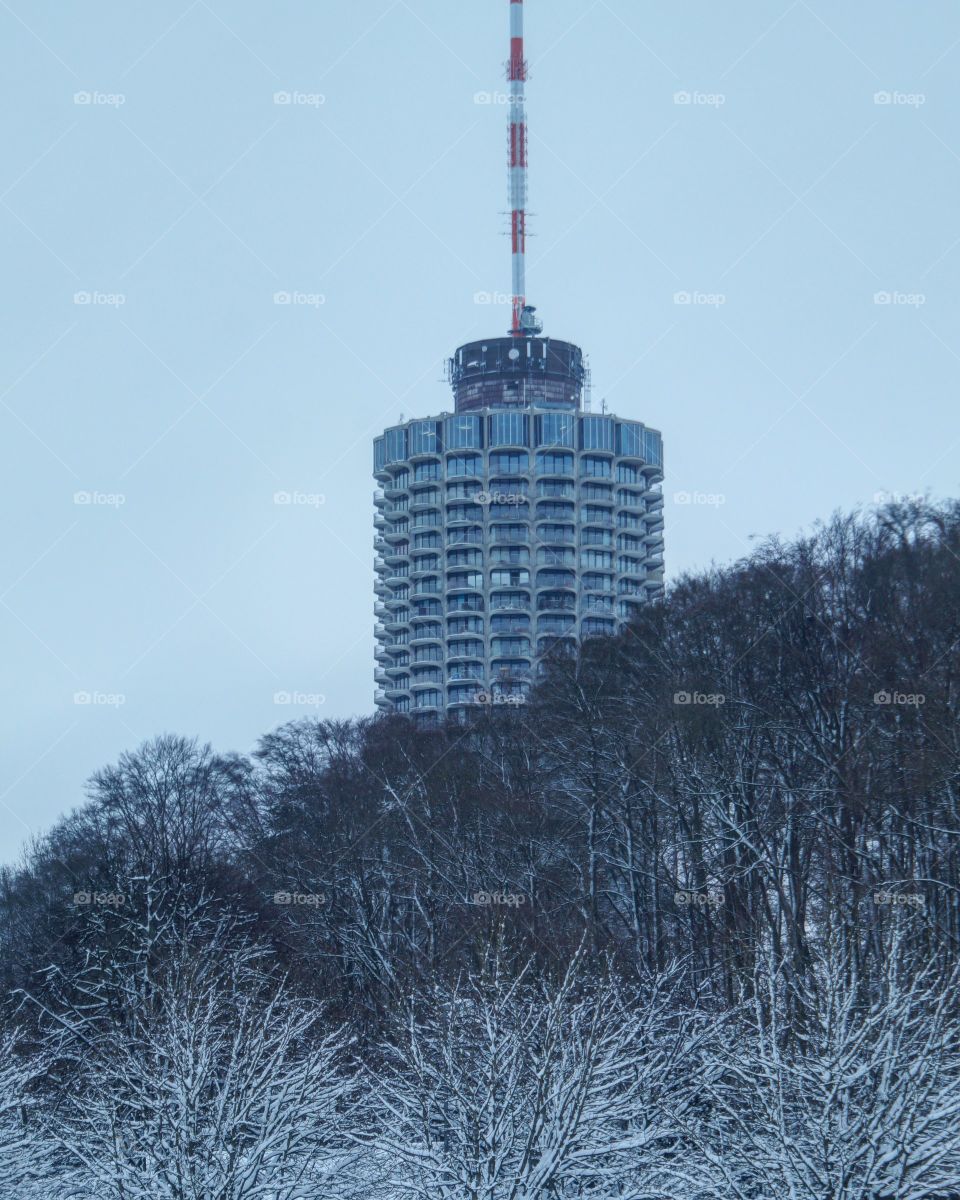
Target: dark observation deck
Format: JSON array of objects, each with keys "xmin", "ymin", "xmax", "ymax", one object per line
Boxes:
[{"xmin": 449, "ymin": 335, "xmax": 586, "ymax": 413}]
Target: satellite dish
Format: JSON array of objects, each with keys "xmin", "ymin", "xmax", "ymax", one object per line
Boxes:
[{"xmin": 508, "ymin": 348, "xmax": 520, "ymax": 361}]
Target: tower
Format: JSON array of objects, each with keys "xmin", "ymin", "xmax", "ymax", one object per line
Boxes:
[{"xmin": 373, "ymin": 0, "xmax": 664, "ymax": 720}]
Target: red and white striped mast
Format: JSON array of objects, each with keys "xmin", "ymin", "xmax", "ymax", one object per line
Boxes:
[{"xmin": 508, "ymin": 0, "xmax": 529, "ymax": 336}]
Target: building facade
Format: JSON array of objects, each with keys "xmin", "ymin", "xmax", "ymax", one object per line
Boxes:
[{"xmin": 373, "ymin": 333, "xmax": 664, "ymax": 719}]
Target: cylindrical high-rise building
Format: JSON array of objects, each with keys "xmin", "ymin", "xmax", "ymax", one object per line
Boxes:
[{"xmin": 373, "ymin": 332, "xmax": 664, "ymax": 720}]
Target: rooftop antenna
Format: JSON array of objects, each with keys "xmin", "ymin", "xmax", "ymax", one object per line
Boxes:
[{"xmin": 507, "ymin": 0, "xmax": 540, "ymax": 337}]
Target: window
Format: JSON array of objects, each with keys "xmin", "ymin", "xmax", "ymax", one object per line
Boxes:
[
  {"xmin": 582, "ymin": 617, "xmax": 615, "ymax": 636},
  {"xmin": 491, "ymin": 614, "xmax": 530, "ymax": 633},
  {"xmin": 414, "ymin": 461, "xmax": 442, "ymax": 482},
  {"xmin": 414, "ymin": 532, "xmax": 441, "ymax": 549},
  {"xmin": 618, "ymin": 556, "xmax": 643, "ymax": 576},
  {"xmin": 584, "ymin": 594, "xmax": 613, "ymax": 613},
  {"xmin": 582, "ymin": 572, "xmax": 612, "ymax": 591},
  {"xmin": 444, "ymin": 415, "xmax": 482, "ymax": 450},
  {"xmin": 539, "ymin": 524, "xmax": 575, "ymax": 543},
  {"xmin": 617, "ymin": 488, "xmax": 644, "ymax": 508},
  {"xmin": 413, "ymin": 646, "xmax": 443, "ymax": 664},
  {"xmin": 393, "ymin": 696, "xmax": 410, "ymax": 713},
  {"xmin": 537, "ymin": 614, "xmax": 574, "ymax": 634},
  {"xmin": 448, "ymin": 571, "xmax": 483, "ymax": 590},
  {"xmin": 581, "ymin": 456, "xmax": 612, "ymax": 478},
  {"xmin": 447, "ymin": 504, "xmax": 483, "ymax": 523},
  {"xmin": 581, "ymin": 529, "xmax": 612, "ymax": 546},
  {"xmin": 535, "ymin": 412, "xmax": 575, "ymax": 448},
  {"xmin": 618, "ymin": 534, "xmax": 644, "ymax": 551},
  {"xmin": 391, "ymin": 469, "xmax": 410, "ymax": 489},
  {"xmin": 412, "ymin": 627, "xmax": 442, "ymax": 646},
  {"xmin": 617, "ymin": 463, "xmax": 639, "ymax": 483},
  {"xmin": 617, "ymin": 421, "xmax": 642, "ymax": 457},
  {"xmin": 536, "ymin": 501, "xmax": 574, "ymax": 520},
  {"xmin": 447, "ymin": 548, "xmax": 482, "ymax": 566},
  {"xmin": 447, "ymin": 527, "xmax": 484, "ymax": 546},
  {"xmin": 581, "ymin": 482, "xmax": 612, "ymax": 500},
  {"xmin": 447, "ymin": 615, "xmax": 484, "ymax": 635},
  {"xmin": 491, "ymin": 568, "xmax": 529, "ymax": 587},
  {"xmin": 447, "ymin": 454, "xmax": 482, "ymax": 477},
  {"xmin": 410, "ymin": 488, "xmax": 440, "ymax": 507},
  {"xmin": 448, "ymin": 639, "xmax": 484, "ymax": 658},
  {"xmin": 412, "ymin": 512, "xmax": 440, "ymax": 528},
  {"xmin": 536, "ymin": 451, "xmax": 574, "ymax": 475},
  {"xmin": 490, "ymin": 592, "xmax": 530, "ymax": 610},
  {"xmin": 414, "ymin": 690, "xmax": 443, "ymax": 709},
  {"xmin": 643, "ymin": 429, "xmax": 662, "ymax": 467},
  {"xmin": 617, "ymin": 511, "xmax": 643, "ymax": 529},
  {"xmin": 581, "ymin": 505, "xmax": 612, "ymax": 524},
  {"xmin": 538, "ymin": 546, "xmax": 575, "ymax": 566},
  {"xmin": 491, "ymin": 524, "xmax": 529, "ymax": 542},
  {"xmin": 489, "ymin": 451, "xmax": 529, "ymax": 474},
  {"xmin": 374, "ymin": 437, "xmax": 386, "ymax": 472},
  {"xmin": 489, "ymin": 501, "xmax": 529, "ymax": 518},
  {"xmin": 491, "ymin": 636, "xmax": 531, "ymax": 656},
  {"xmin": 580, "ymin": 552, "xmax": 612, "ymax": 571},
  {"xmin": 385, "ymin": 427, "xmax": 407, "ymax": 464},
  {"xmin": 448, "ymin": 662, "xmax": 484, "ymax": 680},
  {"xmin": 538, "ymin": 591, "xmax": 575, "ymax": 612},
  {"xmin": 536, "ymin": 570, "xmax": 574, "ymax": 589},
  {"xmin": 490, "ymin": 545, "xmax": 529, "ymax": 564},
  {"xmin": 413, "ymin": 577, "xmax": 441, "ymax": 594},
  {"xmin": 580, "ymin": 416, "xmax": 615, "ymax": 451},
  {"xmin": 447, "ymin": 685, "xmax": 480, "ymax": 704},
  {"xmin": 409, "ymin": 420, "xmax": 441, "ymax": 456},
  {"xmin": 536, "ymin": 478, "xmax": 574, "ymax": 497},
  {"xmin": 449, "ymin": 594, "xmax": 484, "ymax": 611},
  {"xmin": 446, "ymin": 481, "xmax": 481, "ymax": 499},
  {"xmin": 413, "ymin": 599, "xmax": 442, "ymax": 616},
  {"xmin": 488, "ymin": 412, "xmax": 529, "ymax": 447},
  {"xmin": 412, "ymin": 667, "xmax": 443, "ymax": 684},
  {"xmin": 413, "ymin": 554, "xmax": 440, "ymax": 572},
  {"xmin": 391, "ymin": 585, "xmax": 409, "ymax": 600}
]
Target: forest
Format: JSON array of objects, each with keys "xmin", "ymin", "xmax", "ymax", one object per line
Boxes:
[{"xmin": 1, "ymin": 498, "xmax": 959, "ymax": 1199}]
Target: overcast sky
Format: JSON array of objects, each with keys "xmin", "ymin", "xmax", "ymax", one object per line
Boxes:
[{"xmin": 2, "ymin": 0, "xmax": 959, "ymax": 862}]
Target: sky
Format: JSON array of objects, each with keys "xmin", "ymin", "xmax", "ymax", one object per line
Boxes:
[{"xmin": 2, "ymin": 0, "xmax": 959, "ymax": 863}]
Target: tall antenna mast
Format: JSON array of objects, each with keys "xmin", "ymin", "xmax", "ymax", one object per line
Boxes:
[{"xmin": 508, "ymin": 0, "xmax": 528, "ymax": 336}]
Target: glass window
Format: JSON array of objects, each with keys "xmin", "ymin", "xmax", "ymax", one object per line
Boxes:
[
  {"xmin": 582, "ymin": 528, "xmax": 612, "ymax": 546},
  {"xmin": 491, "ymin": 636, "xmax": 531, "ymax": 656},
  {"xmin": 490, "ymin": 592, "xmax": 530, "ymax": 610},
  {"xmin": 617, "ymin": 488, "xmax": 644, "ymax": 507},
  {"xmin": 489, "ymin": 451, "xmax": 528, "ymax": 474},
  {"xmin": 413, "ymin": 599, "xmax": 443, "ymax": 616},
  {"xmin": 580, "ymin": 416, "xmax": 615, "ymax": 451},
  {"xmin": 581, "ymin": 456, "xmax": 612, "ymax": 478},
  {"xmin": 491, "ymin": 524, "xmax": 529, "ymax": 542},
  {"xmin": 536, "ymin": 478, "xmax": 574, "ymax": 497},
  {"xmin": 643, "ymin": 429, "xmax": 663, "ymax": 468},
  {"xmin": 536, "ymin": 451, "xmax": 574, "ymax": 475},
  {"xmin": 491, "ymin": 614, "xmax": 530, "ymax": 633},
  {"xmin": 446, "ymin": 481, "xmax": 481, "ymax": 499},
  {"xmin": 414, "ymin": 532, "xmax": 441, "ymax": 549},
  {"xmin": 414, "ymin": 690, "xmax": 443, "ymax": 709},
  {"xmin": 617, "ymin": 421, "xmax": 642, "ymax": 457},
  {"xmin": 447, "ymin": 454, "xmax": 482, "ymax": 477},
  {"xmin": 448, "ymin": 639, "xmax": 484, "ymax": 658},
  {"xmin": 414, "ymin": 462, "xmax": 442, "ymax": 482},
  {"xmin": 385, "ymin": 427, "xmax": 407, "ymax": 464},
  {"xmin": 488, "ymin": 412, "xmax": 529, "ymax": 447},
  {"xmin": 490, "ymin": 545, "xmax": 529, "ymax": 564},
  {"xmin": 617, "ymin": 463, "xmax": 639, "ymax": 483},
  {"xmin": 444, "ymin": 415, "xmax": 482, "ymax": 450},
  {"xmin": 449, "ymin": 594, "xmax": 484, "ymax": 611},
  {"xmin": 491, "ymin": 568, "xmax": 529, "ymax": 587},
  {"xmin": 447, "ymin": 615, "xmax": 484, "ymax": 634},
  {"xmin": 535, "ymin": 412, "xmax": 575, "ymax": 449},
  {"xmin": 447, "ymin": 548, "xmax": 482, "ymax": 566},
  {"xmin": 539, "ymin": 524, "xmax": 575, "ymax": 543},
  {"xmin": 537, "ymin": 546, "xmax": 575, "ymax": 566},
  {"xmin": 409, "ymin": 420, "xmax": 441, "ymax": 456}
]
